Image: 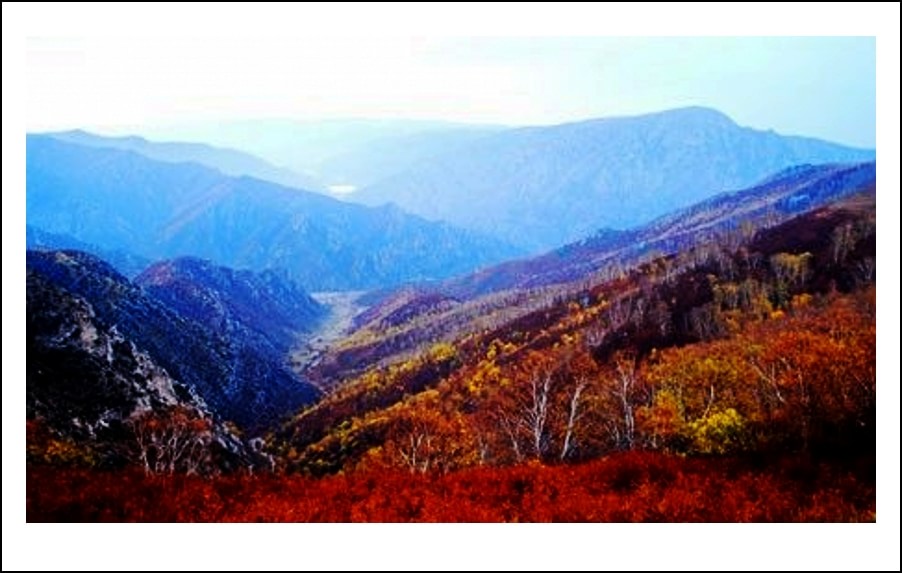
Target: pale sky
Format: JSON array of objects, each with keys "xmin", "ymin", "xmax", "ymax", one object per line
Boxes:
[{"xmin": 27, "ymin": 36, "xmax": 876, "ymax": 147}]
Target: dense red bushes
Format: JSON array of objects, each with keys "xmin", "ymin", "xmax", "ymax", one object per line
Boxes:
[{"xmin": 27, "ymin": 452, "xmax": 874, "ymax": 522}]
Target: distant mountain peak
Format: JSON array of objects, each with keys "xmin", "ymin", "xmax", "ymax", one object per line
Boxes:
[
  {"xmin": 353, "ymin": 106, "xmax": 875, "ymax": 252},
  {"xmin": 658, "ymin": 105, "xmax": 734, "ymax": 120},
  {"xmin": 651, "ymin": 105, "xmax": 737, "ymax": 125},
  {"xmin": 567, "ymin": 106, "xmax": 737, "ymax": 130}
]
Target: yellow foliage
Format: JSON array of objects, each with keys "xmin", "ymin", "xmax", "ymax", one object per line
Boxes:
[
  {"xmin": 637, "ymin": 389, "xmax": 685, "ymax": 444},
  {"xmin": 30, "ymin": 437, "xmax": 96, "ymax": 467},
  {"xmin": 428, "ymin": 342, "xmax": 457, "ymax": 363},
  {"xmin": 791, "ymin": 293, "xmax": 813, "ymax": 310},
  {"xmin": 685, "ymin": 408, "xmax": 746, "ymax": 454}
]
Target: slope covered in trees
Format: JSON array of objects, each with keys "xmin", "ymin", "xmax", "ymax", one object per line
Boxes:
[
  {"xmin": 262, "ymin": 188, "xmax": 875, "ymax": 487},
  {"xmin": 26, "ymin": 181, "xmax": 878, "ymax": 523},
  {"xmin": 302, "ymin": 164, "xmax": 874, "ymax": 385}
]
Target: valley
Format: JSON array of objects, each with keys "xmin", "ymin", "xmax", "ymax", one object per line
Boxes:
[
  {"xmin": 23, "ymin": 107, "xmax": 880, "ymax": 524},
  {"xmin": 289, "ymin": 291, "xmax": 368, "ymax": 384}
]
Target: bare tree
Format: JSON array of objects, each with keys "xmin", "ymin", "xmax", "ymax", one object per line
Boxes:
[
  {"xmin": 130, "ymin": 407, "xmax": 213, "ymax": 475},
  {"xmin": 612, "ymin": 353, "xmax": 638, "ymax": 449},
  {"xmin": 831, "ymin": 223, "xmax": 855, "ymax": 264},
  {"xmin": 396, "ymin": 421, "xmax": 435, "ymax": 474},
  {"xmin": 521, "ymin": 370, "xmax": 554, "ymax": 459},
  {"xmin": 560, "ymin": 377, "xmax": 588, "ymax": 460},
  {"xmin": 497, "ymin": 412, "xmax": 524, "ymax": 463}
]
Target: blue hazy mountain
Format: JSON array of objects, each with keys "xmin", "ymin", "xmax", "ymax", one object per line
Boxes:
[
  {"xmin": 139, "ymin": 118, "xmax": 502, "ymax": 179},
  {"xmin": 27, "ymin": 250, "xmax": 324, "ymax": 430},
  {"xmin": 26, "ymin": 135, "xmax": 521, "ymax": 290},
  {"xmin": 27, "ymin": 224, "xmax": 151, "ymax": 278},
  {"xmin": 352, "ymin": 107, "xmax": 876, "ymax": 252},
  {"xmin": 314, "ymin": 125, "xmax": 504, "ymax": 190},
  {"xmin": 440, "ymin": 161, "xmax": 877, "ymax": 298},
  {"xmin": 44, "ymin": 129, "xmax": 323, "ymax": 191}
]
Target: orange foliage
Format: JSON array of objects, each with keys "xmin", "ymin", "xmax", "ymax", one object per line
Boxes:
[
  {"xmin": 280, "ymin": 287, "xmax": 875, "ymax": 475},
  {"xmin": 637, "ymin": 288, "xmax": 875, "ymax": 453}
]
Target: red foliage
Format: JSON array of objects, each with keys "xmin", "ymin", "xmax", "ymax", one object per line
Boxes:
[{"xmin": 27, "ymin": 452, "xmax": 874, "ymax": 522}]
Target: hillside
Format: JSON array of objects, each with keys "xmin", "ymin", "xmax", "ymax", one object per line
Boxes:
[
  {"xmin": 442, "ymin": 161, "xmax": 876, "ymax": 298},
  {"xmin": 26, "ymin": 135, "xmax": 521, "ymax": 290},
  {"xmin": 136, "ymin": 257, "xmax": 325, "ymax": 354},
  {"xmin": 27, "ymin": 269, "xmax": 248, "ymax": 472},
  {"xmin": 353, "ymin": 107, "xmax": 875, "ymax": 251},
  {"xmin": 274, "ymin": 190, "xmax": 876, "ymax": 478},
  {"xmin": 311, "ymin": 162, "xmax": 875, "ymax": 382},
  {"xmin": 27, "ymin": 250, "xmax": 322, "ymax": 430}
]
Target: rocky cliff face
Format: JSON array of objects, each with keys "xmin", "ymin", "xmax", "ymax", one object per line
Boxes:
[
  {"xmin": 27, "ymin": 269, "xmax": 247, "ymax": 472},
  {"xmin": 27, "ymin": 250, "xmax": 321, "ymax": 432}
]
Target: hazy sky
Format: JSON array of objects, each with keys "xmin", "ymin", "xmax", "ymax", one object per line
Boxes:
[{"xmin": 28, "ymin": 36, "xmax": 876, "ymax": 147}]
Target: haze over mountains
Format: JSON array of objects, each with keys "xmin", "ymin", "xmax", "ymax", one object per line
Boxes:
[
  {"xmin": 137, "ymin": 118, "xmax": 504, "ymax": 186},
  {"xmin": 350, "ymin": 107, "xmax": 875, "ymax": 251},
  {"xmin": 26, "ymin": 135, "xmax": 520, "ymax": 290},
  {"xmin": 110, "ymin": 107, "xmax": 875, "ymax": 254},
  {"xmin": 45, "ymin": 129, "xmax": 323, "ymax": 191}
]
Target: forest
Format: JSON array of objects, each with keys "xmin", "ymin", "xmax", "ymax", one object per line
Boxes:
[{"xmin": 27, "ymin": 190, "xmax": 877, "ymax": 522}]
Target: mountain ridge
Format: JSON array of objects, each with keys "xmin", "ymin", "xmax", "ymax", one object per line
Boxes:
[
  {"xmin": 352, "ymin": 106, "xmax": 875, "ymax": 251},
  {"xmin": 439, "ymin": 160, "xmax": 876, "ymax": 298},
  {"xmin": 44, "ymin": 129, "xmax": 323, "ymax": 191},
  {"xmin": 26, "ymin": 135, "xmax": 522, "ymax": 291},
  {"xmin": 26, "ymin": 250, "xmax": 323, "ymax": 430}
]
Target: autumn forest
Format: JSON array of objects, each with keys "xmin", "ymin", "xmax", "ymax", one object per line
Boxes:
[{"xmin": 27, "ymin": 174, "xmax": 877, "ymax": 522}]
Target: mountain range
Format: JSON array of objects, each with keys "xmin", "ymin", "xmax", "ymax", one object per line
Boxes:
[
  {"xmin": 440, "ymin": 161, "xmax": 877, "ymax": 298},
  {"xmin": 24, "ymin": 106, "xmax": 878, "ymax": 495},
  {"xmin": 309, "ymin": 160, "xmax": 876, "ymax": 383},
  {"xmin": 26, "ymin": 135, "xmax": 521, "ymax": 290},
  {"xmin": 351, "ymin": 107, "xmax": 875, "ymax": 251},
  {"xmin": 44, "ymin": 129, "xmax": 323, "ymax": 191}
]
